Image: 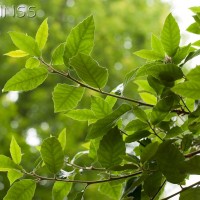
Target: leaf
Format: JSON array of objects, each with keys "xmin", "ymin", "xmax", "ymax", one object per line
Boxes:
[
  {"xmin": 165, "ymin": 126, "xmax": 183, "ymax": 139},
  {"xmin": 87, "ymin": 104, "xmax": 131, "ymax": 139},
  {"xmin": 123, "ymin": 68, "xmax": 138, "ymax": 88},
  {"xmin": 65, "ymin": 109, "xmax": 96, "ymax": 121},
  {"xmin": 4, "ymin": 50, "xmax": 29, "ymax": 58},
  {"xmin": 3, "ymin": 68, "xmax": 48, "ymax": 92},
  {"xmin": 132, "ymin": 106, "xmax": 148, "ymax": 122},
  {"xmin": 52, "ymin": 83, "xmax": 85, "ymax": 113},
  {"xmin": 190, "ymin": 6, "xmax": 200, "ymax": 13},
  {"xmin": 10, "ymin": 136, "xmax": 22, "ymax": 164},
  {"xmin": 183, "ymin": 156, "xmax": 200, "ymax": 175},
  {"xmin": 69, "ymin": 53, "xmax": 108, "ymax": 89},
  {"xmin": 3, "ymin": 179, "xmax": 36, "ymax": 200},
  {"xmin": 25, "ymin": 57, "xmax": 40, "ymax": 69},
  {"xmin": 99, "ymin": 181, "xmax": 123, "ymax": 200},
  {"xmin": 187, "ymin": 22, "xmax": 200, "ymax": 34},
  {"xmin": 64, "ymin": 15, "xmax": 94, "ymax": 66},
  {"xmin": 9, "ymin": 32, "xmax": 41, "ymax": 57},
  {"xmin": 52, "ymin": 43, "xmax": 65, "ymax": 65},
  {"xmin": 52, "ymin": 182, "xmax": 72, "ymax": 200},
  {"xmin": 161, "ymin": 13, "xmax": 180, "ymax": 56},
  {"xmin": 181, "ymin": 134, "xmax": 193, "ymax": 151},
  {"xmin": 0, "ymin": 155, "xmax": 21, "ymax": 171},
  {"xmin": 172, "ymin": 81, "xmax": 200, "ymax": 99},
  {"xmin": 125, "ymin": 119, "xmax": 148, "ymax": 132},
  {"xmin": 134, "ymin": 50, "xmax": 164, "ymax": 60},
  {"xmin": 140, "ymin": 93, "xmax": 157, "ymax": 105},
  {"xmin": 7, "ymin": 170, "xmax": 23, "ymax": 185},
  {"xmin": 35, "ymin": 18, "xmax": 48, "ymax": 50},
  {"xmin": 173, "ymin": 44, "xmax": 191, "ymax": 64},
  {"xmin": 151, "ymin": 34, "xmax": 165, "ymax": 56},
  {"xmin": 91, "ymin": 96, "xmax": 112, "ymax": 119},
  {"xmin": 187, "ymin": 65, "xmax": 200, "ymax": 81},
  {"xmin": 125, "ymin": 130, "xmax": 151, "ymax": 143},
  {"xmin": 97, "ymin": 127, "xmax": 125, "ymax": 168},
  {"xmin": 155, "ymin": 140, "xmax": 186, "ymax": 183},
  {"xmin": 58, "ymin": 129, "xmax": 66, "ymax": 151},
  {"xmin": 184, "ymin": 49, "xmax": 200, "ymax": 64},
  {"xmin": 40, "ymin": 137, "xmax": 64, "ymax": 174},
  {"xmin": 105, "ymin": 95, "xmax": 117, "ymax": 109},
  {"xmin": 147, "ymin": 76, "xmax": 164, "ymax": 95},
  {"xmin": 180, "ymin": 187, "xmax": 200, "ymax": 200}
]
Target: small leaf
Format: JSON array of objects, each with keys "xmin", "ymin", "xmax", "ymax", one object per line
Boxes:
[
  {"xmin": 40, "ymin": 137, "xmax": 64, "ymax": 174},
  {"xmin": 173, "ymin": 44, "xmax": 191, "ymax": 64},
  {"xmin": 151, "ymin": 34, "xmax": 165, "ymax": 56},
  {"xmin": 52, "ymin": 182, "xmax": 72, "ymax": 200},
  {"xmin": 9, "ymin": 32, "xmax": 41, "ymax": 57},
  {"xmin": 58, "ymin": 129, "xmax": 66, "ymax": 151},
  {"xmin": 161, "ymin": 13, "xmax": 180, "ymax": 56},
  {"xmin": 190, "ymin": 6, "xmax": 200, "ymax": 14},
  {"xmin": 65, "ymin": 109, "xmax": 96, "ymax": 121},
  {"xmin": 70, "ymin": 53, "xmax": 108, "ymax": 89},
  {"xmin": 3, "ymin": 179, "xmax": 36, "ymax": 200},
  {"xmin": 4, "ymin": 50, "xmax": 29, "ymax": 58},
  {"xmin": 180, "ymin": 187, "xmax": 200, "ymax": 200},
  {"xmin": 125, "ymin": 130, "xmax": 151, "ymax": 143},
  {"xmin": 10, "ymin": 136, "xmax": 22, "ymax": 164},
  {"xmin": 187, "ymin": 65, "xmax": 200, "ymax": 82},
  {"xmin": 105, "ymin": 95, "xmax": 117, "ymax": 109},
  {"xmin": 87, "ymin": 104, "xmax": 131, "ymax": 139},
  {"xmin": 3, "ymin": 68, "xmax": 48, "ymax": 92},
  {"xmin": 52, "ymin": 43, "xmax": 65, "ymax": 65},
  {"xmin": 52, "ymin": 83, "xmax": 85, "ymax": 113},
  {"xmin": 25, "ymin": 57, "xmax": 40, "ymax": 69},
  {"xmin": 184, "ymin": 49, "xmax": 200, "ymax": 64},
  {"xmin": 64, "ymin": 15, "xmax": 94, "ymax": 66},
  {"xmin": 7, "ymin": 170, "xmax": 23, "ymax": 185},
  {"xmin": 36, "ymin": 18, "xmax": 48, "ymax": 50},
  {"xmin": 97, "ymin": 127, "xmax": 125, "ymax": 168},
  {"xmin": 134, "ymin": 49, "xmax": 164, "ymax": 60},
  {"xmin": 0, "ymin": 155, "xmax": 21, "ymax": 171},
  {"xmin": 125, "ymin": 119, "xmax": 148, "ymax": 132},
  {"xmin": 123, "ymin": 68, "xmax": 138, "ymax": 88},
  {"xmin": 183, "ymin": 156, "xmax": 200, "ymax": 175},
  {"xmin": 187, "ymin": 22, "xmax": 200, "ymax": 34},
  {"xmin": 147, "ymin": 76, "xmax": 164, "ymax": 95},
  {"xmin": 181, "ymin": 134, "xmax": 193, "ymax": 151},
  {"xmin": 132, "ymin": 106, "xmax": 148, "ymax": 122}
]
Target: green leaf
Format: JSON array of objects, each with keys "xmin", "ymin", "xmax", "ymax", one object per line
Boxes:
[
  {"xmin": 64, "ymin": 15, "xmax": 94, "ymax": 66},
  {"xmin": 69, "ymin": 53, "xmax": 108, "ymax": 89},
  {"xmin": 10, "ymin": 136, "xmax": 22, "ymax": 164},
  {"xmin": 125, "ymin": 119, "xmax": 148, "ymax": 132},
  {"xmin": 52, "ymin": 43, "xmax": 65, "ymax": 65},
  {"xmin": 110, "ymin": 164, "xmax": 138, "ymax": 171},
  {"xmin": 187, "ymin": 22, "xmax": 200, "ymax": 34},
  {"xmin": 155, "ymin": 141, "xmax": 186, "ymax": 183},
  {"xmin": 181, "ymin": 134, "xmax": 193, "ymax": 151},
  {"xmin": 183, "ymin": 156, "xmax": 200, "ymax": 175},
  {"xmin": 99, "ymin": 181, "xmax": 123, "ymax": 200},
  {"xmin": 40, "ymin": 137, "xmax": 64, "ymax": 174},
  {"xmin": 187, "ymin": 65, "xmax": 200, "ymax": 82},
  {"xmin": 190, "ymin": 6, "xmax": 200, "ymax": 13},
  {"xmin": 140, "ymin": 142, "xmax": 159, "ymax": 163},
  {"xmin": 192, "ymin": 40, "xmax": 200, "ymax": 47},
  {"xmin": 87, "ymin": 104, "xmax": 131, "ymax": 139},
  {"xmin": 52, "ymin": 182, "xmax": 72, "ymax": 200},
  {"xmin": 105, "ymin": 95, "xmax": 117, "ymax": 109},
  {"xmin": 123, "ymin": 68, "xmax": 138, "ymax": 88},
  {"xmin": 4, "ymin": 50, "xmax": 29, "ymax": 58},
  {"xmin": 147, "ymin": 76, "xmax": 164, "ymax": 95},
  {"xmin": 173, "ymin": 44, "xmax": 191, "ymax": 64},
  {"xmin": 180, "ymin": 187, "xmax": 200, "ymax": 200},
  {"xmin": 132, "ymin": 106, "xmax": 148, "ymax": 122},
  {"xmin": 172, "ymin": 81, "xmax": 200, "ymax": 99},
  {"xmin": 150, "ymin": 96, "xmax": 174, "ymax": 125},
  {"xmin": 7, "ymin": 170, "xmax": 23, "ymax": 185},
  {"xmin": 165, "ymin": 126, "xmax": 183, "ymax": 139},
  {"xmin": 0, "ymin": 155, "xmax": 21, "ymax": 171},
  {"xmin": 151, "ymin": 34, "xmax": 165, "ymax": 56},
  {"xmin": 9, "ymin": 32, "xmax": 41, "ymax": 57},
  {"xmin": 58, "ymin": 129, "xmax": 66, "ymax": 151},
  {"xmin": 161, "ymin": 13, "xmax": 180, "ymax": 56},
  {"xmin": 3, "ymin": 68, "xmax": 48, "ymax": 92},
  {"xmin": 91, "ymin": 96, "xmax": 112, "ymax": 119},
  {"xmin": 65, "ymin": 109, "xmax": 96, "ymax": 121},
  {"xmin": 25, "ymin": 57, "xmax": 40, "ymax": 69},
  {"xmin": 97, "ymin": 127, "xmax": 125, "ymax": 168},
  {"xmin": 3, "ymin": 179, "xmax": 36, "ymax": 200},
  {"xmin": 36, "ymin": 18, "xmax": 48, "ymax": 50},
  {"xmin": 125, "ymin": 130, "xmax": 151, "ymax": 143},
  {"xmin": 184, "ymin": 49, "xmax": 200, "ymax": 64},
  {"xmin": 134, "ymin": 50, "xmax": 164, "ymax": 60},
  {"xmin": 52, "ymin": 84, "xmax": 85, "ymax": 113}
]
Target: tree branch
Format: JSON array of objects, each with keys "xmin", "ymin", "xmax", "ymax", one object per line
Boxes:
[{"xmin": 185, "ymin": 149, "xmax": 200, "ymax": 158}]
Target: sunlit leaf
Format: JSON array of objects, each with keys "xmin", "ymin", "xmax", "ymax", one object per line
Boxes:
[
  {"xmin": 58, "ymin": 129, "xmax": 66, "ymax": 151},
  {"xmin": 10, "ymin": 136, "xmax": 22, "ymax": 164},
  {"xmin": 151, "ymin": 34, "xmax": 165, "ymax": 56},
  {"xmin": 4, "ymin": 50, "xmax": 29, "ymax": 58},
  {"xmin": 52, "ymin": 43, "xmax": 65, "ymax": 65},
  {"xmin": 25, "ymin": 57, "xmax": 40, "ymax": 69},
  {"xmin": 52, "ymin": 182, "xmax": 72, "ymax": 200},
  {"xmin": 0, "ymin": 155, "xmax": 21, "ymax": 171},
  {"xmin": 134, "ymin": 49, "xmax": 164, "ymax": 60},
  {"xmin": 7, "ymin": 170, "xmax": 23, "ymax": 185}
]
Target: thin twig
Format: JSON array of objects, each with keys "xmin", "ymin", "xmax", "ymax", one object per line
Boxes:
[
  {"xmin": 148, "ymin": 122, "xmax": 163, "ymax": 141},
  {"xmin": 179, "ymin": 96, "xmax": 191, "ymax": 113},
  {"xmin": 151, "ymin": 179, "xmax": 166, "ymax": 200},
  {"xmin": 185, "ymin": 149, "xmax": 200, "ymax": 158}
]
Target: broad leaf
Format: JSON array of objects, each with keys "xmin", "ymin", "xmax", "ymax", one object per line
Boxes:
[
  {"xmin": 184, "ymin": 49, "xmax": 200, "ymax": 64},
  {"xmin": 25, "ymin": 57, "xmax": 40, "ymax": 69},
  {"xmin": 7, "ymin": 170, "xmax": 23, "ymax": 185},
  {"xmin": 36, "ymin": 18, "xmax": 48, "ymax": 50},
  {"xmin": 173, "ymin": 44, "xmax": 191, "ymax": 64},
  {"xmin": 3, "ymin": 179, "xmax": 36, "ymax": 200},
  {"xmin": 52, "ymin": 84, "xmax": 85, "ymax": 113},
  {"xmin": 187, "ymin": 22, "xmax": 200, "ymax": 34},
  {"xmin": 190, "ymin": 6, "xmax": 200, "ymax": 14},
  {"xmin": 87, "ymin": 104, "xmax": 131, "ymax": 139},
  {"xmin": 132, "ymin": 106, "xmax": 148, "ymax": 122},
  {"xmin": 180, "ymin": 187, "xmax": 200, "ymax": 200},
  {"xmin": 65, "ymin": 109, "xmax": 96, "ymax": 121},
  {"xmin": 0, "ymin": 155, "xmax": 21, "ymax": 171},
  {"xmin": 105, "ymin": 95, "xmax": 117, "ymax": 109},
  {"xmin": 58, "ymin": 129, "xmax": 66, "ymax": 151},
  {"xmin": 147, "ymin": 76, "xmax": 164, "ymax": 95},
  {"xmin": 134, "ymin": 49, "xmax": 164, "ymax": 60},
  {"xmin": 3, "ymin": 68, "xmax": 48, "ymax": 92},
  {"xmin": 123, "ymin": 68, "xmax": 138, "ymax": 88},
  {"xmin": 125, "ymin": 119, "xmax": 148, "ymax": 132},
  {"xmin": 9, "ymin": 32, "xmax": 41, "ymax": 57},
  {"xmin": 4, "ymin": 50, "xmax": 29, "ymax": 58},
  {"xmin": 187, "ymin": 65, "xmax": 200, "ymax": 82},
  {"xmin": 64, "ymin": 15, "xmax": 94, "ymax": 66},
  {"xmin": 10, "ymin": 136, "xmax": 22, "ymax": 164},
  {"xmin": 52, "ymin": 182, "xmax": 72, "ymax": 200},
  {"xmin": 97, "ymin": 127, "xmax": 125, "ymax": 168},
  {"xmin": 125, "ymin": 130, "xmax": 151, "ymax": 143},
  {"xmin": 70, "ymin": 53, "xmax": 108, "ymax": 89},
  {"xmin": 151, "ymin": 34, "xmax": 165, "ymax": 56},
  {"xmin": 183, "ymin": 156, "xmax": 200, "ymax": 175},
  {"xmin": 52, "ymin": 43, "xmax": 65, "ymax": 65},
  {"xmin": 161, "ymin": 13, "xmax": 180, "ymax": 56},
  {"xmin": 40, "ymin": 137, "xmax": 64, "ymax": 174}
]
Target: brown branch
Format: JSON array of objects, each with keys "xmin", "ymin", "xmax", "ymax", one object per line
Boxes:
[{"xmin": 185, "ymin": 149, "xmax": 200, "ymax": 158}]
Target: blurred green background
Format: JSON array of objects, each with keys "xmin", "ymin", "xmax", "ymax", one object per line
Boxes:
[{"xmin": 0, "ymin": 0, "xmax": 169, "ymax": 199}]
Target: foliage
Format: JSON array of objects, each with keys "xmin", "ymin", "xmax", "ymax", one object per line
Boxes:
[{"xmin": 3, "ymin": 4, "xmax": 200, "ymax": 200}]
